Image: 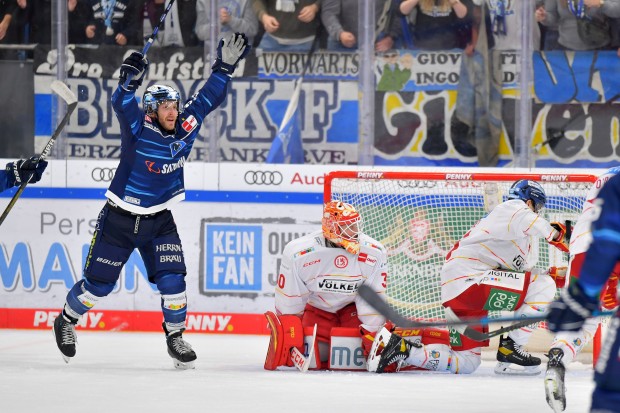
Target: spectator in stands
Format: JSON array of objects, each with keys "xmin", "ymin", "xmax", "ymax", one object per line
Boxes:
[
  {"xmin": 540, "ymin": 0, "xmax": 620, "ymax": 51},
  {"xmin": 84, "ymin": 0, "xmax": 141, "ymax": 46},
  {"xmin": 321, "ymin": 0, "xmax": 402, "ymax": 52},
  {"xmin": 399, "ymin": 0, "xmax": 471, "ymax": 51},
  {"xmin": 0, "ymin": 0, "xmax": 17, "ymax": 43},
  {"xmin": 195, "ymin": 0, "xmax": 259, "ymax": 47},
  {"xmin": 18, "ymin": 0, "xmax": 90, "ymax": 45},
  {"xmin": 252, "ymin": 0, "xmax": 320, "ymax": 51},
  {"xmin": 144, "ymin": 0, "xmax": 199, "ymax": 47},
  {"xmin": 453, "ymin": 0, "xmax": 544, "ymax": 166}
]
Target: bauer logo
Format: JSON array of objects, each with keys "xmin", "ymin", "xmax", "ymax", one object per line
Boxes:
[{"xmin": 203, "ymin": 224, "xmax": 262, "ymax": 293}]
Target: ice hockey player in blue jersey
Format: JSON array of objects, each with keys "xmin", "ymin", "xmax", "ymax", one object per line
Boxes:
[
  {"xmin": 547, "ymin": 172, "xmax": 620, "ymax": 413},
  {"xmin": 53, "ymin": 33, "xmax": 251, "ymax": 369},
  {"xmin": 1, "ymin": 157, "xmax": 48, "ymax": 193}
]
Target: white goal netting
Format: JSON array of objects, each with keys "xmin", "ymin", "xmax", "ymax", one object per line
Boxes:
[{"xmin": 325, "ymin": 171, "xmax": 596, "ymax": 326}]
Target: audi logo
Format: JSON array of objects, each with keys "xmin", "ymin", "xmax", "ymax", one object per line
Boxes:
[
  {"xmin": 396, "ymin": 180, "xmax": 438, "ymax": 189},
  {"xmin": 91, "ymin": 167, "xmax": 117, "ymax": 182},
  {"xmin": 244, "ymin": 170, "xmax": 283, "ymax": 185}
]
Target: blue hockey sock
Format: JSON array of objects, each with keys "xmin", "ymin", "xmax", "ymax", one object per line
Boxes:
[
  {"xmin": 65, "ymin": 278, "xmax": 114, "ymax": 318},
  {"xmin": 156, "ymin": 273, "xmax": 187, "ymax": 330}
]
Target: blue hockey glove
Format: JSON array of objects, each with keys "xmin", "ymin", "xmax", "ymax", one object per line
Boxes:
[
  {"xmin": 119, "ymin": 52, "xmax": 149, "ymax": 91},
  {"xmin": 5, "ymin": 156, "xmax": 48, "ymax": 186},
  {"xmin": 212, "ymin": 32, "xmax": 251, "ymax": 75},
  {"xmin": 547, "ymin": 281, "xmax": 599, "ymax": 332}
]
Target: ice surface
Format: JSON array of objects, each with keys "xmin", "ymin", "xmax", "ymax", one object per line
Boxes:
[{"xmin": 0, "ymin": 329, "xmax": 595, "ymax": 413}]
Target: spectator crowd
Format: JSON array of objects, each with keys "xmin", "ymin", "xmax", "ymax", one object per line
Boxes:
[{"xmin": 0, "ymin": 0, "xmax": 619, "ymax": 54}]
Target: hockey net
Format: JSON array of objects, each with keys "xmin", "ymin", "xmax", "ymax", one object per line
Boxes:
[{"xmin": 325, "ymin": 171, "xmax": 599, "ymax": 361}]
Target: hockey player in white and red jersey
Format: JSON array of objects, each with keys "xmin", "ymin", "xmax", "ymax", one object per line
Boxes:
[
  {"xmin": 263, "ymin": 201, "xmax": 390, "ymax": 370},
  {"xmin": 369, "ymin": 179, "xmax": 569, "ymax": 375},
  {"xmin": 545, "ymin": 166, "xmax": 620, "ymax": 413}
]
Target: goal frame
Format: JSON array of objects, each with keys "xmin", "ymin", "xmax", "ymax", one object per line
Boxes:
[
  {"xmin": 324, "ymin": 171, "xmax": 598, "ymax": 203},
  {"xmin": 324, "ymin": 170, "xmax": 601, "ymax": 363}
]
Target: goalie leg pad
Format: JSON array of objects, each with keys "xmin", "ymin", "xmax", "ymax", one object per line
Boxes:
[{"xmin": 264, "ymin": 312, "xmax": 304, "ymax": 370}]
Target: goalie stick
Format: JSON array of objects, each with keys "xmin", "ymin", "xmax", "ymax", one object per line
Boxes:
[
  {"xmin": 0, "ymin": 80, "xmax": 77, "ymax": 226},
  {"xmin": 290, "ymin": 324, "xmax": 317, "ymax": 373}
]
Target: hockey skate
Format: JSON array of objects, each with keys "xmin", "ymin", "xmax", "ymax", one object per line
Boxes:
[
  {"xmin": 53, "ymin": 311, "xmax": 78, "ymax": 363},
  {"xmin": 494, "ymin": 335, "xmax": 541, "ymax": 376},
  {"xmin": 367, "ymin": 327, "xmax": 417, "ymax": 373},
  {"xmin": 544, "ymin": 348, "xmax": 566, "ymax": 412},
  {"xmin": 163, "ymin": 323, "xmax": 197, "ymax": 370}
]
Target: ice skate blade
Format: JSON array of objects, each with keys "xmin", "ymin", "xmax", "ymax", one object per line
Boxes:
[
  {"xmin": 172, "ymin": 359, "xmax": 196, "ymax": 370},
  {"xmin": 545, "ymin": 370, "xmax": 566, "ymax": 412},
  {"xmin": 494, "ymin": 361, "xmax": 541, "ymax": 376}
]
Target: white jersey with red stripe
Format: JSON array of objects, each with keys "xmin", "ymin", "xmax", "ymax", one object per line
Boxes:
[
  {"xmin": 275, "ymin": 230, "xmax": 388, "ymax": 331},
  {"xmin": 441, "ymin": 199, "xmax": 557, "ymax": 303},
  {"xmin": 570, "ymin": 167, "xmax": 620, "ymax": 256}
]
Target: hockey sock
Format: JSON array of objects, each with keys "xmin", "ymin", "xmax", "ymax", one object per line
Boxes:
[
  {"xmin": 405, "ymin": 343, "xmax": 452, "ymax": 372},
  {"xmin": 65, "ymin": 278, "xmax": 114, "ymax": 317},
  {"xmin": 157, "ymin": 273, "xmax": 187, "ymax": 331},
  {"xmin": 510, "ymin": 273, "xmax": 556, "ymax": 344},
  {"xmin": 161, "ymin": 292, "xmax": 188, "ymax": 331}
]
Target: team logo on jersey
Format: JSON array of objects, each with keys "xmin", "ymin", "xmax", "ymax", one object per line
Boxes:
[
  {"xmin": 358, "ymin": 253, "xmax": 377, "ymax": 266},
  {"xmin": 145, "ymin": 160, "xmax": 161, "ymax": 173},
  {"xmin": 170, "ymin": 140, "xmax": 186, "ymax": 157},
  {"xmin": 334, "ymin": 255, "xmax": 348, "ymax": 268},
  {"xmin": 181, "ymin": 115, "xmax": 197, "ymax": 132}
]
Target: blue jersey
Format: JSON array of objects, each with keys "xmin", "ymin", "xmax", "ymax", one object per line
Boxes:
[
  {"xmin": 107, "ymin": 72, "xmax": 231, "ymax": 214},
  {"xmin": 579, "ymin": 172, "xmax": 620, "ymax": 296},
  {"xmin": 0, "ymin": 170, "xmax": 11, "ymax": 193}
]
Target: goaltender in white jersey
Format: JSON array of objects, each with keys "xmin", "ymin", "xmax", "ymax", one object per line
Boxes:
[
  {"xmin": 275, "ymin": 230, "xmax": 387, "ymax": 329},
  {"xmin": 368, "ymin": 179, "xmax": 570, "ymax": 376},
  {"xmin": 264, "ymin": 201, "xmax": 388, "ymax": 370}
]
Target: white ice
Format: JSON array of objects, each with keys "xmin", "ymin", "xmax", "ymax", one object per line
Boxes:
[{"xmin": 1, "ymin": 329, "xmax": 595, "ymax": 413}]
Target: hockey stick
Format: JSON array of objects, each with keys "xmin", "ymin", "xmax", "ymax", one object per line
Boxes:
[
  {"xmin": 359, "ymin": 285, "xmax": 614, "ymax": 342},
  {"xmin": 122, "ymin": 0, "xmax": 177, "ymax": 88},
  {"xmin": 358, "ymin": 285, "xmax": 548, "ymax": 339},
  {"xmin": 0, "ymin": 80, "xmax": 77, "ymax": 226},
  {"xmin": 290, "ymin": 323, "xmax": 317, "ymax": 373}
]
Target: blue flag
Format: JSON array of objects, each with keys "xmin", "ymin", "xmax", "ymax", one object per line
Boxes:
[{"xmin": 266, "ymin": 79, "xmax": 305, "ymax": 164}]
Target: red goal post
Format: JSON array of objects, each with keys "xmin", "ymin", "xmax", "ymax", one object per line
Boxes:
[{"xmin": 324, "ymin": 170, "xmax": 600, "ymax": 361}]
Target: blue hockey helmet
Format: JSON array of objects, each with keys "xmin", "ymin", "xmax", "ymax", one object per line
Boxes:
[
  {"xmin": 508, "ymin": 179, "xmax": 546, "ymax": 212},
  {"xmin": 143, "ymin": 84, "xmax": 182, "ymax": 115}
]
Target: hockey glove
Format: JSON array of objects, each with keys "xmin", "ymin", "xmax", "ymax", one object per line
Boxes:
[
  {"xmin": 547, "ymin": 281, "xmax": 599, "ymax": 332},
  {"xmin": 212, "ymin": 32, "xmax": 251, "ymax": 75},
  {"xmin": 119, "ymin": 52, "xmax": 149, "ymax": 91},
  {"xmin": 548, "ymin": 266, "xmax": 568, "ymax": 288},
  {"xmin": 5, "ymin": 156, "xmax": 48, "ymax": 186},
  {"xmin": 601, "ymin": 274, "xmax": 619, "ymax": 310},
  {"xmin": 549, "ymin": 222, "xmax": 569, "ymax": 253}
]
